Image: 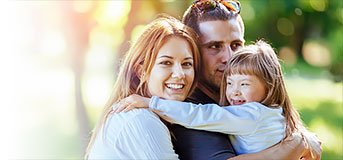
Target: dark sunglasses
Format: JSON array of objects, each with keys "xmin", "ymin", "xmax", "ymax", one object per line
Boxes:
[{"xmin": 192, "ymin": 0, "xmax": 241, "ymax": 14}]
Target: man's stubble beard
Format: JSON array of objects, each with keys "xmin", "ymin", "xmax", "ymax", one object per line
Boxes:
[{"xmin": 201, "ymin": 73, "xmax": 221, "ymax": 94}]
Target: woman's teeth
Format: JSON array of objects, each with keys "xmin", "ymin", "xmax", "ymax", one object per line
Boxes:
[{"xmin": 166, "ymin": 84, "xmax": 184, "ymax": 89}]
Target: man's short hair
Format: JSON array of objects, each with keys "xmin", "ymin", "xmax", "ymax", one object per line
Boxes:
[{"xmin": 182, "ymin": 1, "xmax": 244, "ymax": 37}]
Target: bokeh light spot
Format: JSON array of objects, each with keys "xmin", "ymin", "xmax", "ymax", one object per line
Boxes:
[
  {"xmin": 277, "ymin": 18, "xmax": 294, "ymax": 36},
  {"xmin": 73, "ymin": 1, "xmax": 93, "ymax": 13},
  {"xmin": 295, "ymin": 8, "xmax": 303, "ymax": 16},
  {"xmin": 279, "ymin": 46, "xmax": 298, "ymax": 66},
  {"xmin": 241, "ymin": 3, "xmax": 255, "ymax": 21},
  {"xmin": 40, "ymin": 31, "xmax": 66, "ymax": 57},
  {"xmin": 131, "ymin": 25, "xmax": 147, "ymax": 43},
  {"xmin": 337, "ymin": 8, "xmax": 343, "ymax": 24},
  {"xmin": 309, "ymin": 0, "xmax": 327, "ymax": 12},
  {"xmin": 83, "ymin": 76, "xmax": 112, "ymax": 108},
  {"xmin": 302, "ymin": 41, "xmax": 331, "ymax": 67}
]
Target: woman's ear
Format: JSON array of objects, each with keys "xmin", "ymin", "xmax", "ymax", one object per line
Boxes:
[{"xmin": 135, "ymin": 64, "xmax": 143, "ymax": 79}]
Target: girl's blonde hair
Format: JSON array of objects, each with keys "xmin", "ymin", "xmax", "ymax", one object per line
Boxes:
[
  {"xmin": 219, "ymin": 40, "xmax": 305, "ymax": 138},
  {"xmin": 85, "ymin": 14, "xmax": 200, "ymax": 159}
]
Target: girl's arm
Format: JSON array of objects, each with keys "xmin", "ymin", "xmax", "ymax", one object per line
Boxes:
[
  {"xmin": 152, "ymin": 96, "xmax": 285, "ymax": 135},
  {"xmin": 114, "ymin": 94, "xmax": 283, "ymax": 135}
]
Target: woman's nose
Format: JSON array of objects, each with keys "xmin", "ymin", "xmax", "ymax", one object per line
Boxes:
[{"xmin": 172, "ymin": 64, "xmax": 185, "ymax": 79}]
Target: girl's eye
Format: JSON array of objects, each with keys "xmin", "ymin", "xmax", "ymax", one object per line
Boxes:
[
  {"xmin": 241, "ymin": 83, "xmax": 249, "ymax": 86},
  {"xmin": 227, "ymin": 82, "xmax": 232, "ymax": 85}
]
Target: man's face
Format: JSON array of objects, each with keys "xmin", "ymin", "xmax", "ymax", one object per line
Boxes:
[{"xmin": 198, "ymin": 19, "xmax": 244, "ymax": 89}]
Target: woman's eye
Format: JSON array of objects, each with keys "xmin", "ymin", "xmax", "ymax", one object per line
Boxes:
[
  {"xmin": 183, "ymin": 62, "xmax": 193, "ymax": 67},
  {"xmin": 160, "ymin": 61, "xmax": 171, "ymax": 65},
  {"xmin": 227, "ymin": 82, "xmax": 232, "ymax": 85}
]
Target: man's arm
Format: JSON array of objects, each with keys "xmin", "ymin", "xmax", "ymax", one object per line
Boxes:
[{"xmin": 229, "ymin": 132, "xmax": 321, "ymax": 160}]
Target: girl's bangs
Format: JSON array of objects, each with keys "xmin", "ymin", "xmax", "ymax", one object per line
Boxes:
[{"xmin": 226, "ymin": 57, "xmax": 256, "ymax": 76}]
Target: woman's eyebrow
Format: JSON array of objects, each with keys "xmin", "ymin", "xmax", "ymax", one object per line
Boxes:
[
  {"xmin": 158, "ymin": 56, "xmax": 194, "ymax": 60},
  {"xmin": 157, "ymin": 55, "xmax": 173, "ymax": 59}
]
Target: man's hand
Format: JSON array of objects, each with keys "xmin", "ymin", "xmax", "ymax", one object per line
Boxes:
[
  {"xmin": 228, "ymin": 132, "xmax": 321, "ymax": 160},
  {"xmin": 300, "ymin": 130, "xmax": 322, "ymax": 160}
]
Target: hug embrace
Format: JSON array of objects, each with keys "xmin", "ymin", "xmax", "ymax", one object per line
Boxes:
[{"xmin": 86, "ymin": 0, "xmax": 322, "ymax": 159}]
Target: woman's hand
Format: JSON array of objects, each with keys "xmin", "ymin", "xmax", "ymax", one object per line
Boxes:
[{"xmin": 113, "ymin": 94, "xmax": 150, "ymax": 113}]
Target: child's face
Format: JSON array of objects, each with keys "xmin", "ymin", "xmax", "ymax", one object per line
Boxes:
[{"xmin": 226, "ymin": 74, "xmax": 267, "ymax": 105}]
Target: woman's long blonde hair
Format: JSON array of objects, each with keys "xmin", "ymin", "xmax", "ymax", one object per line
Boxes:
[
  {"xmin": 85, "ymin": 14, "xmax": 200, "ymax": 159},
  {"xmin": 219, "ymin": 40, "xmax": 305, "ymax": 138}
]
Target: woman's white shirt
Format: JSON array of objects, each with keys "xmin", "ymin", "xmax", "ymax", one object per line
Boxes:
[
  {"xmin": 149, "ymin": 96, "xmax": 286, "ymax": 155},
  {"xmin": 88, "ymin": 104, "xmax": 179, "ymax": 159}
]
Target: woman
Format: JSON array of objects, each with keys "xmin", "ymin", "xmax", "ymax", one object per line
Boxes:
[{"xmin": 85, "ymin": 14, "xmax": 201, "ymax": 159}]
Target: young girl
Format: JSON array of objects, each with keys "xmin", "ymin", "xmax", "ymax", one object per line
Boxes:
[{"xmin": 114, "ymin": 40, "xmax": 309, "ymax": 155}]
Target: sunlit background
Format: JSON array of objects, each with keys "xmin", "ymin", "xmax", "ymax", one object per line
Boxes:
[{"xmin": 3, "ymin": 0, "xmax": 342, "ymax": 159}]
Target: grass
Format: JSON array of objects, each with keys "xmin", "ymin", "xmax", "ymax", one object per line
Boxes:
[{"xmin": 284, "ymin": 75, "xmax": 342, "ymax": 160}]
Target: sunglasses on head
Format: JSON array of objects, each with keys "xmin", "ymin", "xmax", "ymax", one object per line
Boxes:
[{"xmin": 192, "ymin": 0, "xmax": 241, "ymax": 14}]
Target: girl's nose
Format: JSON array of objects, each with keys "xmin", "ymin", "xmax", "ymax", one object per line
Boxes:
[{"xmin": 233, "ymin": 88, "xmax": 241, "ymax": 96}]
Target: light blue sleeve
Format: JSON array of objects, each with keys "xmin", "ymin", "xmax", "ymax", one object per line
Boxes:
[{"xmin": 149, "ymin": 96, "xmax": 266, "ymax": 135}]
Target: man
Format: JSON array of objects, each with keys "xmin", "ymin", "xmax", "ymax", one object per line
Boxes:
[{"xmin": 166, "ymin": 0, "xmax": 322, "ymax": 159}]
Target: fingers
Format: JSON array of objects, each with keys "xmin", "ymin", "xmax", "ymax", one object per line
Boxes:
[
  {"xmin": 301, "ymin": 131, "xmax": 322, "ymax": 160},
  {"xmin": 112, "ymin": 94, "xmax": 151, "ymax": 113},
  {"xmin": 124, "ymin": 104, "xmax": 136, "ymax": 112},
  {"xmin": 113, "ymin": 100, "xmax": 128, "ymax": 113}
]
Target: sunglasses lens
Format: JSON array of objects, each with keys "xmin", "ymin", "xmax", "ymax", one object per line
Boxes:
[
  {"xmin": 193, "ymin": 0, "xmax": 217, "ymax": 12},
  {"xmin": 202, "ymin": 1, "xmax": 217, "ymax": 10},
  {"xmin": 222, "ymin": 0, "xmax": 240, "ymax": 13},
  {"xmin": 192, "ymin": 0, "xmax": 241, "ymax": 14}
]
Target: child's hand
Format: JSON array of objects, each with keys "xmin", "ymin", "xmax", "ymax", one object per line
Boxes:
[{"xmin": 113, "ymin": 94, "xmax": 150, "ymax": 113}]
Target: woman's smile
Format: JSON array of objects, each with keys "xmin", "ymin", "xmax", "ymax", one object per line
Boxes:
[{"xmin": 146, "ymin": 36, "xmax": 195, "ymax": 101}]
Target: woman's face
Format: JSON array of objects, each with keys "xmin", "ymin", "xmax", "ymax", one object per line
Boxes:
[{"xmin": 146, "ymin": 36, "xmax": 195, "ymax": 101}]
